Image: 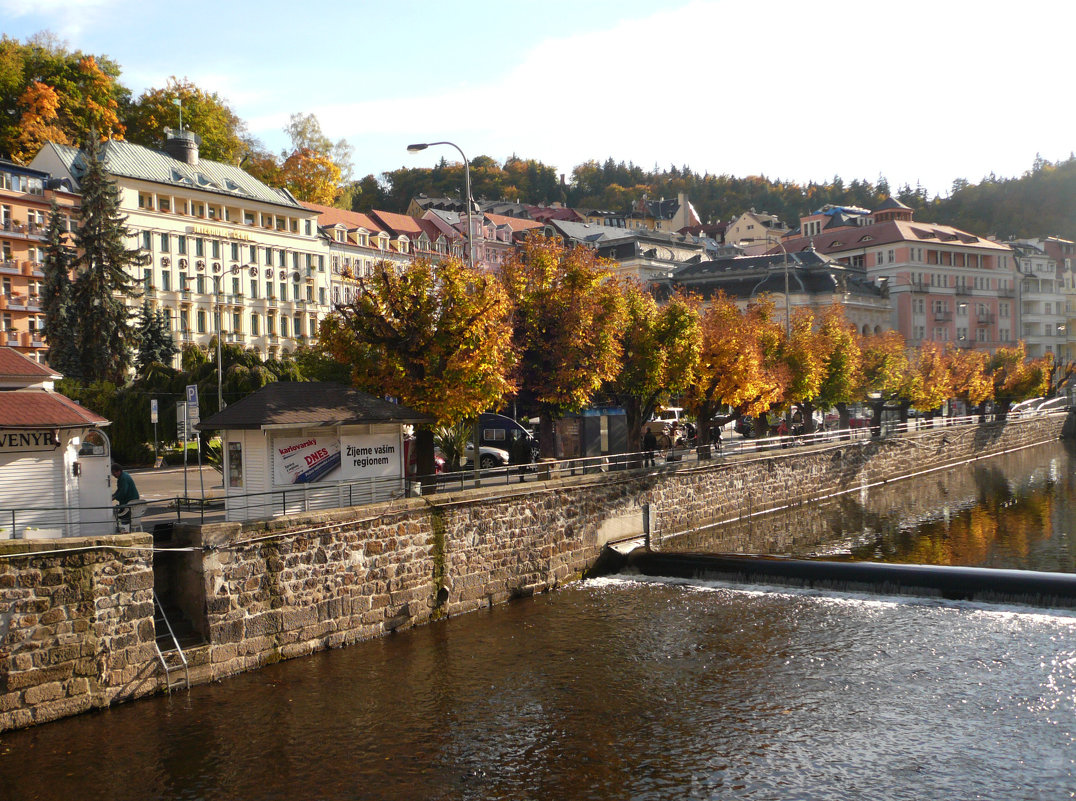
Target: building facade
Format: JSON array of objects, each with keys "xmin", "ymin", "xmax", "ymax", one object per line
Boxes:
[
  {"xmin": 31, "ymin": 132, "xmax": 333, "ymax": 361},
  {"xmin": 777, "ymin": 199, "xmax": 1016, "ymax": 350},
  {"xmin": 0, "ymin": 160, "xmax": 79, "ymax": 362}
]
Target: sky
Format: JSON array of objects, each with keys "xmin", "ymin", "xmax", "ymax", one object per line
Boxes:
[{"xmin": 3, "ymin": 0, "xmax": 1075, "ymax": 202}]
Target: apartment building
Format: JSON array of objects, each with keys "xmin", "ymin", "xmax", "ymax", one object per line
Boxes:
[
  {"xmin": 31, "ymin": 131, "xmax": 332, "ymax": 361},
  {"xmin": 777, "ymin": 199, "xmax": 1016, "ymax": 350},
  {"xmin": 1008, "ymin": 240, "xmax": 1066, "ymax": 358},
  {"xmin": 0, "ymin": 160, "xmax": 79, "ymax": 362}
]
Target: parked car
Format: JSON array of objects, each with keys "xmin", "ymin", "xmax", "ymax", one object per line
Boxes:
[
  {"xmin": 462, "ymin": 442, "xmax": 511, "ymax": 469},
  {"xmin": 478, "ymin": 413, "xmax": 538, "ymax": 462}
]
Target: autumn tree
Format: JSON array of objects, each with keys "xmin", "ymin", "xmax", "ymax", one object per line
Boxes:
[
  {"xmin": 126, "ymin": 77, "xmax": 247, "ymax": 163},
  {"xmin": 989, "ymin": 344, "xmax": 1051, "ymax": 419},
  {"xmin": 946, "ymin": 345, "xmax": 992, "ymax": 418},
  {"xmin": 683, "ymin": 292, "xmax": 786, "ymax": 445},
  {"xmin": 859, "ymin": 330, "xmax": 912, "ymax": 432},
  {"xmin": 0, "ymin": 36, "xmax": 126, "ymax": 161},
  {"xmin": 318, "ymin": 257, "xmax": 516, "ymax": 474},
  {"xmin": 814, "ymin": 306, "xmax": 862, "ymax": 431},
  {"xmin": 280, "ymin": 147, "xmax": 342, "ymax": 205},
  {"xmin": 604, "ymin": 283, "xmax": 699, "ymax": 452},
  {"xmin": 779, "ymin": 307, "xmax": 829, "ymax": 432},
  {"xmin": 70, "ymin": 134, "xmax": 145, "ymax": 382},
  {"xmin": 907, "ymin": 341, "xmax": 952, "ymax": 419},
  {"xmin": 499, "ymin": 235, "xmax": 626, "ymax": 457}
]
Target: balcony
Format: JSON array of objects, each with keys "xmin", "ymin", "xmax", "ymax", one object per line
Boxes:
[
  {"xmin": 976, "ymin": 313, "xmax": 997, "ymax": 326},
  {"xmin": 4, "ymin": 331, "xmax": 18, "ymax": 347},
  {"xmin": 932, "ymin": 311, "xmax": 953, "ymax": 323},
  {"xmin": 910, "ymin": 281, "xmax": 927, "ymax": 293},
  {"xmin": 21, "ymin": 261, "xmax": 44, "ymax": 278},
  {"xmin": 26, "ymin": 296, "xmax": 41, "ymax": 312},
  {"xmin": 0, "ymin": 261, "xmax": 18, "ymax": 275},
  {"xmin": 997, "ymin": 288, "xmax": 1015, "ymax": 298},
  {"xmin": 954, "ymin": 286, "xmax": 972, "ymax": 296}
]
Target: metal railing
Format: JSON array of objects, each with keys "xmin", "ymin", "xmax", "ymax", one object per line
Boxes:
[{"xmin": 2, "ymin": 406, "xmax": 1068, "ymax": 537}]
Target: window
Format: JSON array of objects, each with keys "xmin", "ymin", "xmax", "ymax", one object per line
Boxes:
[
  {"xmin": 977, "ymin": 328, "xmax": 987, "ymax": 342},
  {"xmin": 279, "ymin": 283, "xmax": 287, "ymax": 301},
  {"xmin": 196, "ymin": 275, "xmax": 205, "ymax": 294},
  {"xmin": 266, "ymin": 282, "xmax": 273, "ymax": 299},
  {"xmin": 178, "ymin": 236, "xmax": 187, "ymax": 255},
  {"xmin": 197, "ymin": 310, "xmax": 206, "ymax": 333},
  {"xmin": 161, "ymin": 271, "xmax": 171, "ymax": 291},
  {"xmin": 249, "ymin": 245, "xmax": 257, "ymax": 263},
  {"xmin": 280, "ymin": 317, "xmax": 288, "ymax": 337},
  {"xmin": 250, "ymin": 314, "xmax": 259, "ymax": 336},
  {"xmin": 250, "ymin": 280, "xmax": 258, "ymax": 299},
  {"xmin": 294, "ymin": 315, "xmax": 302, "ymax": 336},
  {"xmin": 158, "ymin": 197, "xmax": 170, "ymax": 213},
  {"xmin": 231, "ymin": 243, "xmax": 240, "ymax": 261},
  {"xmin": 267, "ymin": 315, "xmax": 275, "ymax": 335},
  {"xmin": 141, "ymin": 231, "xmax": 151, "ymax": 250},
  {"xmin": 160, "ymin": 233, "xmax": 170, "ymax": 251},
  {"xmin": 195, "ymin": 238, "xmax": 204, "ymax": 258},
  {"xmin": 211, "ymin": 240, "xmax": 220, "ymax": 259},
  {"xmin": 232, "ymin": 312, "xmax": 241, "ymax": 333},
  {"xmin": 143, "ymin": 268, "xmax": 152, "ymax": 291},
  {"xmin": 319, "ymin": 287, "xmax": 326, "ymax": 305},
  {"xmin": 232, "ymin": 277, "xmax": 240, "ymax": 295},
  {"xmin": 179, "ymin": 272, "xmax": 188, "ymax": 291}
]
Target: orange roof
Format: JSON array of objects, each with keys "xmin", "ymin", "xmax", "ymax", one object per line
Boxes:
[
  {"xmin": 778, "ymin": 219, "xmax": 1012, "ymax": 255},
  {"xmin": 300, "ymin": 201, "xmax": 384, "ymax": 234},
  {"xmin": 0, "ymin": 390, "xmax": 108, "ymax": 428},
  {"xmin": 369, "ymin": 209, "xmax": 424, "ymax": 237},
  {"xmin": 0, "ymin": 347, "xmax": 60, "ymax": 380},
  {"xmin": 485, "ymin": 212, "xmax": 543, "ymax": 232}
]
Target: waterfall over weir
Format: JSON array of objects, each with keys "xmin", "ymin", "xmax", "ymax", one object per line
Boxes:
[{"xmin": 610, "ymin": 549, "xmax": 1076, "ymax": 609}]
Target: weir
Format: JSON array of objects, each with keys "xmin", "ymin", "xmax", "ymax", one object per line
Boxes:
[{"xmin": 611, "ymin": 549, "xmax": 1076, "ymax": 609}]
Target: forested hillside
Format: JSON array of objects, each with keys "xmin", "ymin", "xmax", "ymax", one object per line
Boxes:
[{"xmin": 2, "ymin": 33, "xmax": 1071, "ymax": 240}]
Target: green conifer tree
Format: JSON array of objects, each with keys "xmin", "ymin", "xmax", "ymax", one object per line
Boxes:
[
  {"xmin": 40, "ymin": 199, "xmax": 81, "ymax": 376},
  {"xmin": 71, "ymin": 134, "xmax": 146, "ymax": 383},
  {"xmin": 134, "ymin": 302, "xmax": 177, "ymax": 370}
]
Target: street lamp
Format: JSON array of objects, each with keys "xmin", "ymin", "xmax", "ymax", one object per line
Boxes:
[
  {"xmin": 746, "ymin": 236, "xmax": 794, "ymax": 339},
  {"xmin": 406, "ymin": 141, "xmax": 475, "ymax": 270},
  {"xmin": 407, "ymin": 141, "xmax": 480, "ymax": 484}
]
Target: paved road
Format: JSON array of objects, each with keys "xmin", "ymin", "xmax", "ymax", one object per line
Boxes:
[{"xmin": 125, "ymin": 465, "xmax": 226, "ymax": 531}]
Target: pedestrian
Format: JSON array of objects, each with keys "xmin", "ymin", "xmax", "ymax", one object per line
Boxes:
[
  {"xmin": 510, "ymin": 434, "xmax": 532, "ymax": 483},
  {"xmin": 111, "ymin": 463, "xmax": 139, "ymax": 529},
  {"xmin": 643, "ymin": 428, "xmax": 657, "ymax": 467}
]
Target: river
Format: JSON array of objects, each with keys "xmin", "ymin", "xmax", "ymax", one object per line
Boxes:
[{"xmin": 2, "ymin": 442, "xmax": 1075, "ymax": 800}]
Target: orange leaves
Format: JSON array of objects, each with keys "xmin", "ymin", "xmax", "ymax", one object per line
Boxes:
[
  {"xmin": 318, "ymin": 257, "xmax": 516, "ymax": 426},
  {"xmin": 10, "ymin": 81, "xmax": 69, "ymax": 162},
  {"xmin": 280, "ymin": 147, "xmax": 343, "ymax": 206},
  {"xmin": 500, "ymin": 235, "xmax": 626, "ymax": 413}
]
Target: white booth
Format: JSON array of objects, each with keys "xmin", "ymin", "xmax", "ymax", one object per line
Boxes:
[
  {"xmin": 197, "ymin": 382, "xmax": 432, "ymax": 523},
  {"xmin": 0, "ymin": 349, "xmax": 112, "ymax": 538}
]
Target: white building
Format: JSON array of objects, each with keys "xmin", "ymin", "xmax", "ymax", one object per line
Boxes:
[
  {"xmin": 31, "ymin": 130, "xmax": 333, "ymax": 361},
  {"xmin": 0, "ymin": 348, "xmax": 112, "ymax": 538}
]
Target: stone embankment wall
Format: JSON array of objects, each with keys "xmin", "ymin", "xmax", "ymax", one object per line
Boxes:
[
  {"xmin": 0, "ymin": 413, "xmax": 1066, "ymax": 732},
  {"xmin": 0, "ymin": 534, "xmax": 157, "ymax": 730}
]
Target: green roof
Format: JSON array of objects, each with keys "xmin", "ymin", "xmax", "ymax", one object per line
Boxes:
[{"xmin": 47, "ymin": 139, "xmax": 305, "ymax": 210}]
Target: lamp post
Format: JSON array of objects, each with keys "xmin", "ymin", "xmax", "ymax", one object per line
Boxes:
[
  {"xmin": 406, "ymin": 141, "xmax": 475, "ymax": 270},
  {"xmin": 745, "ymin": 236, "xmax": 793, "ymax": 339},
  {"xmin": 406, "ymin": 140, "xmax": 481, "ymax": 484},
  {"xmin": 214, "ymin": 275, "xmax": 224, "ymax": 412}
]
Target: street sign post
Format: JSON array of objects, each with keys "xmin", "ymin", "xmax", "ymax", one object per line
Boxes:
[
  {"xmin": 151, "ymin": 399, "xmax": 160, "ymax": 467},
  {"xmin": 186, "ymin": 384, "xmax": 204, "ymax": 501}
]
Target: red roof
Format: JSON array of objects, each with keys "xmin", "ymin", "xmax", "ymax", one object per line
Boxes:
[
  {"xmin": 776, "ymin": 219, "xmax": 1012, "ymax": 255},
  {"xmin": 369, "ymin": 209, "xmax": 424, "ymax": 237},
  {"xmin": 0, "ymin": 390, "xmax": 108, "ymax": 428},
  {"xmin": 0, "ymin": 348, "xmax": 60, "ymax": 380},
  {"xmin": 300, "ymin": 201, "xmax": 384, "ymax": 234},
  {"xmin": 485, "ymin": 212, "xmax": 543, "ymax": 232}
]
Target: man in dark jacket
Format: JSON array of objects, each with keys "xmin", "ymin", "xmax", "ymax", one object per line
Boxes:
[
  {"xmin": 111, "ymin": 463, "xmax": 139, "ymax": 527},
  {"xmin": 643, "ymin": 429, "xmax": 657, "ymax": 467}
]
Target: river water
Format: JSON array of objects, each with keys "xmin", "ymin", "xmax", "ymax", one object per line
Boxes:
[{"xmin": 3, "ymin": 442, "xmax": 1076, "ymax": 800}]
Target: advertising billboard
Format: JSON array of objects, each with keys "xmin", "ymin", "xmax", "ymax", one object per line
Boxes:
[{"xmin": 272, "ymin": 435, "xmax": 341, "ymax": 485}]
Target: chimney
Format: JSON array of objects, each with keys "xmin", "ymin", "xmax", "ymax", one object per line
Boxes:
[{"xmin": 163, "ymin": 127, "xmax": 201, "ymax": 166}]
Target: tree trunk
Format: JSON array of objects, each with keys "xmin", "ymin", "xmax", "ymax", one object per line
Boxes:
[
  {"xmin": 539, "ymin": 408, "xmax": 556, "ymax": 459},
  {"xmin": 625, "ymin": 398, "xmax": 643, "ymax": 454},
  {"xmin": 801, "ymin": 401, "xmax": 815, "ymax": 434},
  {"xmin": 415, "ymin": 426, "xmax": 436, "ymax": 491},
  {"xmin": 836, "ymin": 401, "xmax": 851, "ymax": 432}
]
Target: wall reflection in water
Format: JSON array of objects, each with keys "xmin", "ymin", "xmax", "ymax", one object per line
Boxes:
[{"xmin": 663, "ymin": 440, "xmax": 1076, "ymax": 573}]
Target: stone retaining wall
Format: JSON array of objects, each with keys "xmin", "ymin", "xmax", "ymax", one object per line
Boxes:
[
  {"xmin": 0, "ymin": 534, "xmax": 157, "ymax": 731},
  {"xmin": 0, "ymin": 413, "xmax": 1066, "ymax": 732}
]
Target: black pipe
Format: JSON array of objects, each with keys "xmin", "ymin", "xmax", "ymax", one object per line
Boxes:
[{"xmin": 622, "ymin": 550, "xmax": 1076, "ymax": 609}]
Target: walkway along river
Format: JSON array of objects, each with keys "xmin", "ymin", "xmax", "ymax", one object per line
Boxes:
[{"xmin": 1, "ymin": 438, "xmax": 1075, "ymax": 799}]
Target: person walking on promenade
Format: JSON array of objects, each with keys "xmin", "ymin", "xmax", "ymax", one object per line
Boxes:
[
  {"xmin": 643, "ymin": 428, "xmax": 657, "ymax": 467},
  {"xmin": 111, "ymin": 463, "xmax": 139, "ymax": 529}
]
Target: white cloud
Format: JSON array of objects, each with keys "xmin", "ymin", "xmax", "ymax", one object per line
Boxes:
[{"xmin": 0, "ymin": 0, "xmax": 118, "ymax": 38}]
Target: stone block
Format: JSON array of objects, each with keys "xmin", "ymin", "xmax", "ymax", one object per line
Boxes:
[
  {"xmin": 281, "ymin": 607, "xmax": 317, "ymax": 632},
  {"xmin": 211, "ymin": 644, "xmax": 237, "ymax": 663},
  {"xmin": 23, "ymin": 681, "xmax": 63, "ymax": 705},
  {"xmin": 245, "ymin": 610, "xmax": 283, "ymax": 637}
]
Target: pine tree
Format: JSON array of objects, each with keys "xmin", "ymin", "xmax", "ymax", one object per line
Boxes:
[
  {"xmin": 40, "ymin": 200, "xmax": 81, "ymax": 376},
  {"xmin": 134, "ymin": 302, "xmax": 177, "ymax": 370},
  {"xmin": 70, "ymin": 134, "xmax": 146, "ymax": 383}
]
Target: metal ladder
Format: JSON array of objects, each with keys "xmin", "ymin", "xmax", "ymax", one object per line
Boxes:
[{"xmin": 153, "ymin": 591, "xmax": 190, "ymax": 692}]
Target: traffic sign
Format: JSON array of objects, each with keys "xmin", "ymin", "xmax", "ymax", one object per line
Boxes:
[{"xmin": 150, "ymin": 398, "xmax": 158, "ymax": 424}]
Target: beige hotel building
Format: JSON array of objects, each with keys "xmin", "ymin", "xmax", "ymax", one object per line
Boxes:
[{"xmin": 31, "ymin": 130, "xmax": 333, "ymax": 361}]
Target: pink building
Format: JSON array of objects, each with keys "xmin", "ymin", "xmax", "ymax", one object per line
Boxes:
[{"xmin": 777, "ymin": 199, "xmax": 1016, "ymax": 348}]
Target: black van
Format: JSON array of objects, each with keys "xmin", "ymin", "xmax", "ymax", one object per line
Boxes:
[{"xmin": 479, "ymin": 413, "xmax": 538, "ymax": 462}]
